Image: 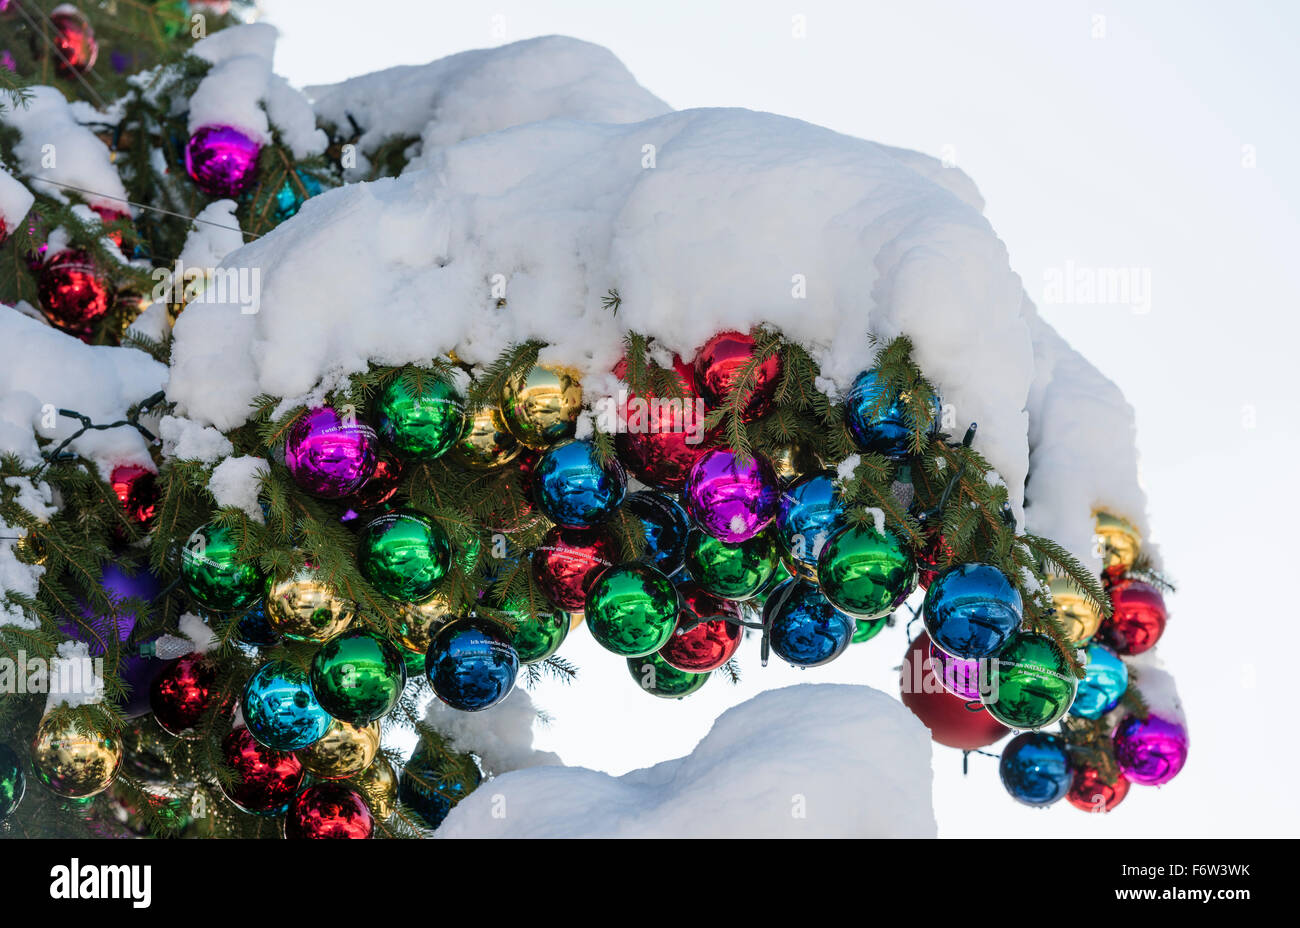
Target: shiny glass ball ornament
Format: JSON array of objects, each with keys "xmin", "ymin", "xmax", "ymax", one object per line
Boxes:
[
  {"xmin": 185, "ymin": 124, "xmax": 262, "ymax": 198},
  {"xmin": 265, "ymin": 565, "xmax": 356, "ymax": 642},
  {"xmin": 998, "ymin": 732, "xmax": 1072, "ymax": 807},
  {"xmin": 899, "ymin": 633, "xmax": 1009, "ymax": 751},
  {"xmin": 49, "ymin": 8, "xmax": 98, "ymax": 76},
  {"xmin": 584, "ymin": 563, "xmax": 680, "ymax": 658},
  {"xmin": 310, "ymin": 631, "xmax": 407, "ymax": 724},
  {"xmin": 218, "ymin": 727, "xmax": 304, "ymax": 816},
  {"xmin": 1093, "ymin": 510, "xmax": 1141, "ymax": 579},
  {"xmin": 685, "ymin": 448, "xmax": 779, "ymax": 543},
  {"xmin": 983, "ymin": 632, "xmax": 1078, "ymax": 730},
  {"xmin": 628, "ymin": 651, "xmax": 710, "ymax": 699},
  {"xmin": 60, "ymin": 560, "xmax": 160, "ymax": 655},
  {"xmin": 816, "ymin": 522, "xmax": 917, "ymax": 619},
  {"xmin": 505, "ymin": 602, "xmax": 570, "ymax": 664},
  {"xmin": 339, "ymin": 452, "xmax": 403, "ymax": 523},
  {"xmin": 844, "ymin": 369, "xmax": 939, "ymax": 459},
  {"xmin": 180, "ymin": 522, "xmax": 265, "ymax": 612},
  {"xmin": 299, "ymin": 719, "xmax": 381, "ymax": 779},
  {"xmin": 241, "ymin": 661, "xmax": 332, "ymax": 751},
  {"xmin": 110, "ymin": 463, "xmax": 158, "ymax": 527},
  {"xmin": 693, "ymin": 330, "xmax": 781, "ymax": 419},
  {"xmin": 534, "ymin": 439, "xmax": 627, "ymax": 528},
  {"xmin": 1070, "ymin": 643, "xmax": 1128, "ymax": 719},
  {"xmin": 767, "ymin": 439, "xmax": 825, "ymax": 486},
  {"xmin": 916, "ymin": 529, "xmax": 955, "ymax": 590},
  {"xmin": 765, "ymin": 578, "xmax": 855, "ymax": 668},
  {"xmin": 30, "ymin": 715, "xmax": 122, "ymax": 799},
  {"xmin": 1047, "ymin": 575, "xmax": 1103, "ymax": 644},
  {"xmin": 0, "ymin": 743, "xmax": 25, "ymax": 821},
  {"xmin": 928, "ymin": 638, "xmax": 985, "ymax": 700},
  {"xmin": 1113, "ymin": 713, "xmax": 1189, "ymax": 786},
  {"xmin": 1067, "ymin": 765, "xmax": 1130, "ymax": 813},
  {"xmin": 235, "ymin": 602, "xmax": 279, "ymax": 647},
  {"xmin": 531, "ymin": 526, "xmax": 616, "ymax": 611},
  {"xmin": 394, "ymin": 592, "xmax": 456, "ymax": 654},
  {"xmin": 851, "ymin": 615, "xmax": 888, "ymax": 644},
  {"xmin": 399, "ymin": 745, "xmax": 482, "ymax": 830},
  {"xmin": 658, "ymin": 582, "xmax": 742, "ymax": 672},
  {"xmin": 149, "ymin": 654, "xmax": 218, "ymax": 737},
  {"xmin": 285, "ymin": 782, "xmax": 373, "ymax": 839},
  {"xmin": 284, "ymin": 406, "xmax": 379, "ymax": 499},
  {"xmin": 921, "ymin": 563, "xmax": 1023, "ymax": 659},
  {"xmin": 352, "ymin": 752, "xmax": 398, "ymax": 820},
  {"xmin": 501, "ymin": 363, "xmax": 583, "ymax": 448},
  {"xmin": 612, "ymin": 355, "xmax": 712, "ymax": 491},
  {"xmin": 272, "ymin": 169, "xmax": 323, "ymax": 222},
  {"xmin": 38, "ymin": 250, "xmax": 110, "ymax": 336},
  {"xmin": 776, "ymin": 471, "xmax": 843, "ymax": 578},
  {"xmin": 1097, "ymin": 579, "xmax": 1167, "ymax": 655},
  {"xmin": 374, "ymin": 375, "xmax": 465, "ymax": 460},
  {"xmin": 625, "ymin": 491, "xmax": 691, "ymax": 576},
  {"xmin": 356, "ymin": 510, "xmax": 452, "ymax": 602},
  {"xmin": 683, "ymin": 528, "xmax": 778, "ymax": 601},
  {"xmin": 426, "ymin": 618, "xmax": 519, "ymax": 711},
  {"xmin": 451, "ymin": 405, "xmax": 521, "ymax": 470}
]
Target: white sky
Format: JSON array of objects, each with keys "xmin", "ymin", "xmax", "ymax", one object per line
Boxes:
[{"xmin": 261, "ymin": 0, "xmax": 1299, "ymax": 837}]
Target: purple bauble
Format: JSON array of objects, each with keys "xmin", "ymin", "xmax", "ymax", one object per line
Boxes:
[
  {"xmin": 284, "ymin": 406, "xmax": 379, "ymax": 499},
  {"xmin": 1114, "ymin": 712, "xmax": 1189, "ymax": 786},
  {"xmin": 120, "ymin": 647, "xmax": 165, "ymax": 719},
  {"xmin": 929, "ymin": 638, "xmax": 984, "ymax": 700},
  {"xmin": 60, "ymin": 562, "xmax": 161, "ymax": 655},
  {"xmin": 685, "ymin": 448, "xmax": 778, "ymax": 543},
  {"xmin": 185, "ymin": 124, "xmax": 262, "ymax": 197}
]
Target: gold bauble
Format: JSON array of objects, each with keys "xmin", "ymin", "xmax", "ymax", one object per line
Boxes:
[
  {"xmin": 500, "ymin": 363, "xmax": 583, "ymax": 449},
  {"xmin": 451, "ymin": 405, "xmax": 521, "ymax": 470},
  {"xmin": 351, "ymin": 753, "xmax": 398, "ymax": 820},
  {"xmin": 298, "ymin": 719, "xmax": 380, "ymax": 779},
  {"xmin": 1047, "ymin": 575, "xmax": 1103, "ymax": 644},
  {"xmin": 395, "ymin": 592, "xmax": 456, "ymax": 654},
  {"xmin": 767, "ymin": 441, "xmax": 825, "ymax": 485},
  {"xmin": 1093, "ymin": 510, "xmax": 1141, "ymax": 576},
  {"xmin": 265, "ymin": 565, "xmax": 356, "ymax": 641},
  {"xmin": 31, "ymin": 715, "xmax": 123, "ymax": 799},
  {"xmin": 569, "ymin": 611, "xmax": 584, "ymax": 631},
  {"xmin": 14, "ymin": 531, "xmax": 48, "ymax": 566}
]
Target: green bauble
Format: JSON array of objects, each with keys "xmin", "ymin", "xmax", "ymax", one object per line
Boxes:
[
  {"xmin": 505, "ymin": 603, "xmax": 570, "ymax": 663},
  {"xmin": 627, "ymin": 652, "xmax": 709, "ymax": 699},
  {"xmin": 983, "ymin": 631, "xmax": 1078, "ymax": 730},
  {"xmin": 852, "ymin": 615, "xmax": 888, "ymax": 643},
  {"xmin": 815, "ymin": 522, "xmax": 916, "ymax": 619},
  {"xmin": 181, "ymin": 522, "xmax": 265, "ymax": 611},
  {"xmin": 309, "ymin": 630, "xmax": 408, "ymax": 724},
  {"xmin": 357, "ymin": 510, "xmax": 451, "ymax": 602},
  {"xmin": 584, "ymin": 563, "xmax": 679, "ymax": 657},
  {"xmin": 375, "ymin": 376, "xmax": 466, "ymax": 460},
  {"xmin": 403, "ymin": 650, "xmax": 427, "ymax": 676},
  {"xmin": 684, "ymin": 529, "xmax": 779, "ymax": 601},
  {"xmin": 1, "ymin": 743, "xmax": 25, "ymax": 821}
]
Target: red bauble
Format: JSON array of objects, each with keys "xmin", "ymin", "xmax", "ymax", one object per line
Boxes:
[
  {"xmin": 613, "ymin": 356, "xmax": 713, "ymax": 490},
  {"xmin": 150, "ymin": 654, "xmax": 217, "ymax": 737},
  {"xmin": 110, "ymin": 464, "xmax": 158, "ymax": 526},
  {"xmin": 531, "ymin": 526, "xmax": 616, "ymax": 611},
  {"xmin": 285, "ymin": 782, "xmax": 373, "ymax": 839},
  {"xmin": 693, "ymin": 331, "xmax": 781, "ymax": 420},
  {"xmin": 484, "ymin": 451, "xmax": 541, "ymax": 531},
  {"xmin": 916, "ymin": 529, "xmax": 954, "ymax": 590},
  {"xmin": 38, "ymin": 250, "xmax": 110, "ymax": 336},
  {"xmin": 1097, "ymin": 579, "xmax": 1167, "ymax": 655},
  {"xmin": 50, "ymin": 8, "xmax": 98, "ymax": 76},
  {"xmin": 0, "ymin": 216, "xmax": 8, "ymax": 246},
  {"xmin": 899, "ymin": 633, "xmax": 1009, "ymax": 751},
  {"xmin": 90, "ymin": 205, "xmax": 130, "ymax": 248},
  {"xmin": 1066, "ymin": 765, "xmax": 1130, "ymax": 814},
  {"xmin": 659, "ymin": 582, "xmax": 742, "ymax": 672},
  {"xmin": 219, "ymin": 727, "xmax": 304, "ymax": 815},
  {"xmin": 341, "ymin": 452, "xmax": 403, "ymax": 518}
]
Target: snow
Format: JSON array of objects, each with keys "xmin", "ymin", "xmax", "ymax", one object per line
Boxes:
[
  {"xmin": 437, "ymin": 683, "xmax": 937, "ymax": 838},
  {"xmin": 208, "ymin": 455, "xmax": 269, "ymax": 522},
  {"xmin": 157, "ymin": 414, "xmax": 233, "ymax": 463},
  {"xmin": 44, "ymin": 640, "xmax": 104, "ymax": 712},
  {"xmin": 0, "ymin": 164, "xmax": 34, "ymax": 231},
  {"xmin": 422, "ymin": 687, "xmax": 561, "ymax": 776}
]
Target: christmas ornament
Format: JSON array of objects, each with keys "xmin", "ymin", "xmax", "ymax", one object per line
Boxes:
[
  {"xmin": 843, "ymin": 369, "xmax": 939, "ymax": 459},
  {"xmin": 356, "ymin": 510, "xmax": 452, "ymax": 602},
  {"xmin": 181, "ymin": 522, "xmax": 266, "ymax": 612},
  {"xmin": 235, "ymin": 602, "xmax": 279, "ymax": 647},
  {"xmin": 658, "ymin": 582, "xmax": 742, "ymax": 672},
  {"xmin": 399, "ymin": 744, "xmax": 481, "ymax": 830},
  {"xmin": 501, "ymin": 363, "xmax": 583, "ymax": 448},
  {"xmin": 851, "ymin": 615, "xmax": 888, "ymax": 643},
  {"xmin": 310, "ymin": 631, "xmax": 407, "ymax": 724},
  {"xmin": 60, "ymin": 561, "xmax": 160, "ymax": 656},
  {"xmin": 150, "ymin": 653, "xmax": 218, "ymax": 737},
  {"xmin": 998, "ymin": 732, "xmax": 1071, "ymax": 807},
  {"xmin": 340, "ymin": 452, "xmax": 403, "ymax": 521},
  {"xmin": 105, "ymin": 780, "xmax": 189, "ymax": 836},
  {"xmin": 816, "ymin": 522, "xmax": 916, "ymax": 619},
  {"xmin": 915, "ymin": 528, "xmax": 955, "ymax": 589},
  {"xmin": 352, "ymin": 753, "xmax": 398, "ymax": 820},
  {"xmin": 693, "ymin": 330, "xmax": 780, "ymax": 418},
  {"xmin": 533, "ymin": 439, "xmax": 627, "ymax": 527},
  {"xmin": 505, "ymin": 603, "xmax": 570, "ymax": 664},
  {"xmin": 273, "ymin": 169, "xmax": 323, "ymax": 222},
  {"xmin": 218, "ymin": 727, "xmax": 304, "ymax": 816},
  {"xmin": 119, "ymin": 646, "xmax": 166, "ymax": 720},
  {"xmin": 625, "ymin": 491, "xmax": 691, "ymax": 576},
  {"xmin": 1093, "ymin": 510, "xmax": 1141, "ymax": 578},
  {"xmin": 483, "ymin": 450, "xmax": 542, "ymax": 532},
  {"xmin": 628, "ymin": 652, "xmax": 710, "ymax": 699},
  {"xmin": 767, "ymin": 439, "xmax": 825, "ymax": 486},
  {"xmin": 613, "ymin": 355, "xmax": 712, "ymax": 490},
  {"xmin": 1067, "ymin": 765, "xmax": 1130, "ymax": 813},
  {"xmin": 1097, "ymin": 579, "xmax": 1167, "ymax": 655},
  {"xmin": 1070, "ymin": 643, "xmax": 1128, "ymax": 719},
  {"xmin": 241, "ymin": 661, "xmax": 332, "ymax": 751},
  {"xmin": 765, "ymin": 578, "xmax": 855, "ymax": 668},
  {"xmin": 983, "ymin": 632, "xmax": 1078, "ymax": 729},
  {"xmin": 1113, "ymin": 713, "xmax": 1188, "ymax": 786},
  {"xmin": 531, "ymin": 526, "xmax": 616, "ymax": 610},
  {"xmin": 394, "ymin": 592, "xmax": 455, "ymax": 654},
  {"xmin": 30, "ymin": 715, "xmax": 122, "ymax": 799},
  {"xmin": 110, "ymin": 464, "xmax": 158, "ymax": 526},
  {"xmin": 299, "ymin": 720, "xmax": 381, "ymax": 779},
  {"xmin": 685, "ymin": 448, "xmax": 779, "ymax": 543},
  {"xmin": 899, "ymin": 634, "xmax": 1009, "ymax": 750},
  {"xmin": 1047, "ymin": 575, "xmax": 1103, "ymax": 644},
  {"xmin": 49, "ymin": 7, "xmax": 98, "ymax": 76},
  {"xmin": 929, "ymin": 638, "xmax": 986, "ymax": 700},
  {"xmin": 683, "ymin": 528, "xmax": 778, "ymax": 601},
  {"xmin": 285, "ymin": 782, "xmax": 373, "ymax": 839},
  {"xmin": 284, "ymin": 406, "xmax": 378, "ymax": 498},
  {"xmin": 37, "ymin": 250, "xmax": 110, "ymax": 335},
  {"xmin": 0, "ymin": 743, "xmax": 24, "ymax": 821},
  {"xmin": 921, "ymin": 563, "xmax": 1022, "ymax": 659},
  {"xmin": 374, "ymin": 375, "xmax": 465, "ymax": 460},
  {"xmin": 426, "ymin": 617, "xmax": 519, "ymax": 711},
  {"xmin": 775, "ymin": 471, "xmax": 843, "ymax": 578},
  {"xmin": 584, "ymin": 563, "xmax": 679, "ymax": 657},
  {"xmin": 451, "ymin": 405, "xmax": 520, "ymax": 469},
  {"xmin": 265, "ymin": 564, "xmax": 356, "ymax": 641},
  {"xmin": 185, "ymin": 125, "xmax": 262, "ymax": 198}
]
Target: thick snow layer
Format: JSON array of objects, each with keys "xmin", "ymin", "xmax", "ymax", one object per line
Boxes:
[
  {"xmin": 437, "ymin": 683, "xmax": 937, "ymax": 838},
  {"xmin": 423, "ymin": 687, "xmax": 561, "ymax": 776},
  {"xmin": 0, "ymin": 165, "xmax": 34, "ymax": 230},
  {"xmin": 208, "ymin": 455, "xmax": 269, "ymax": 522}
]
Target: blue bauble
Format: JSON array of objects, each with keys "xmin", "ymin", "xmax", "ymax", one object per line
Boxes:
[
  {"xmin": 534, "ymin": 439, "xmax": 627, "ymax": 528},
  {"xmin": 273, "ymin": 170, "xmax": 324, "ymax": 222},
  {"xmin": 1070, "ymin": 643, "xmax": 1129, "ymax": 719},
  {"xmin": 625, "ymin": 490, "xmax": 691, "ymax": 576},
  {"xmin": 922, "ymin": 563, "xmax": 1022, "ymax": 659},
  {"xmin": 240, "ymin": 661, "xmax": 332, "ymax": 751},
  {"xmin": 775, "ymin": 471, "xmax": 843, "ymax": 578},
  {"xmin": 843, "ymin": 370, "xmax": 940, "ymax": 459},
  {"xmin": 398, "ymin": 745, "xmax": 482, "ymax": 830},
  {"xmin": 764, "ymin": 578, "xmax": 855, "ymax": 668},
  {"xmin": 426, "ymin": 617, "xmax": 519, "ymax": 712},
  {"xmin": 235, "ymin": 602, "xmax": 279, "ymax": 647},
  {"xmin": 999, "ymin": 731, "xmax": 1072, "ymax": 807}
]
